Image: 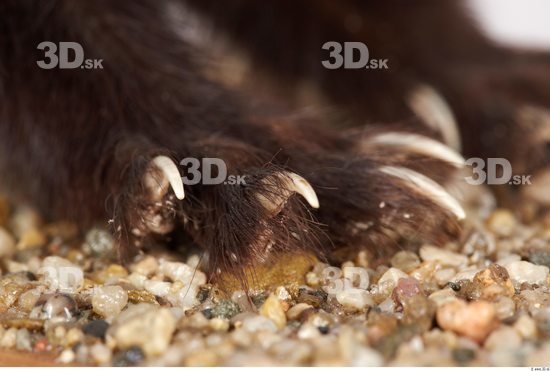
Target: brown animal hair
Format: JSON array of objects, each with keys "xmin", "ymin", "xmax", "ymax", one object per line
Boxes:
[{"xmin": 0, "ymin": 0, "xmax": 547, "ymax": 283}]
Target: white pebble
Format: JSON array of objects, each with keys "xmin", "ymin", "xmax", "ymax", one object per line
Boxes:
[
  {"xmin": 504, "ymin": 261, "xmax": 549, "ymax": 284},
  {"xmin": 378, "ymin": 297, "xmax": 396, "ymax": 313},
  {"xmin": 144, "ymin": 279, "xmax": 171, "ymax": 297},
  {"xmin": 56, "ymin": 349, "xmax": 76, "ymax": 364},
  {"xmin": 165, "ymin": 280, "xmax": 201, "ymax": 310},
  {"xmin": 342, "ymin": 266, "xmax": 370, "ymax": 289},
  {"xmin": 428, "ymin": 288, "xmax": 457, "ymax": 307},
  {"xmin": 0, "ymin": 328, "xmax": 17, "ymax": 348},
  {"xmin": 378, "ymin": 267, "xmax": 408, "ymax": 294},
  {"xmin": 186, "ymin": 254, "xmax": 201, "ymax": 269},
  {"xmin": 127, "ymin": 272, "xmax": 147, "ymax": 290},
  {"xmin": 259, "ymin": 294, "xmax": 287, "ymax": 329},
  {"xmin": 92, "ymin": 286, "xmax": 128, "ymax": 317},
  {"xmin": 130, "ymin": 255, "xmax": 158, "ymax": 276},
  {"xmin": 451, "ymin": 267, "xmax": 481, "ymax": 282},
  {"xmin": 286, "ymin": 303, "xmax": 313, "ymax": 320},
  {"xmin": 419, "ymin": 245, "xmax": 468, "ymax": 267},
  {"xmin": 110, "ymin": 303, "xmax": 176, "ymax": 356},
  {"xmin": 351, "ymin": 347, "xmax": 384, "ymax": 367},
  {"xmin": 275, "ymin": 286, "xmax": 291, "ymax": 301},
  {"xmin": 241, "ymin": 315, "xmax": 278, "ymax": 333},
  {"xmin": 434, "ymin": 268, "xmax": 456, "ymax": 286},
  {"xmin": 484, "ymin": 326, "xmax": 522, "ymax": 351},
  {"xmin": 297, "ymin": 323, "xmax": 320, "ymax": 339},
  {"xmin": 336, "ymin": 288, "xmax": 373, "ymax": 310},
  {"xmin": 158, "ymin": 260, "xmax": 195, "ymax": 283},
  {"xmin": 514, "ymin": 315, "xmax": 537, "ymax": 340},
  {"xmin": 496, "ymin": 253, "xmax": 521, "ymax": 266},
  {"xmin": 90, "ymin": 343, "xmax": 112, "ymax": 365}
]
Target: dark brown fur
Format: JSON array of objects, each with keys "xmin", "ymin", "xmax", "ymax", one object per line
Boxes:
[{"xmin": 0, "ymin": 0, "xmax": 547, "ymax": 282}]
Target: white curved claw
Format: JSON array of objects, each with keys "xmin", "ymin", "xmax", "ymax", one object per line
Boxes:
[
  {"xmin": 286, "ymin": 172, "xmax": 320, "ymax": 209},
  {"xmin": 257, "ymin": 171, "xmax": 319, "ymax": 214},
  {"xmin": 150, "ymin": 156, "xmax": 185, "ymax": 200},
  {"xmin": 408, "ymin": 85, "xmax": 461, "ymax": 152},
  {"xmin": 379, "ymin": 166, "xmax": 466, "ymax": 220},
  {"xmin": 367, "ymin": 132, "xmax": 465, "ymax": 168}
]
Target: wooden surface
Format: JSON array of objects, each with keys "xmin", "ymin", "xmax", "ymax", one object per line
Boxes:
[{"xmin": 0, "ymin": 349, "xmax": 82, "ymax": 366}]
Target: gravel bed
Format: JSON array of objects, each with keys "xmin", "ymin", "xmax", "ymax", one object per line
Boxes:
[{"xmin": 0, "ymin": 196, "xmax": 549, "ymax": 366}]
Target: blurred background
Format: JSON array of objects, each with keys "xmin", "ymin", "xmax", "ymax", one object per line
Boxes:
[{"xmin": 469, "ymin": 0, "xmax": 550, "ymax": 50}]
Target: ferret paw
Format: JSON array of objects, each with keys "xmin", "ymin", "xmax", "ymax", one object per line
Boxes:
[{"xmin": 112, "ymin": 155, "xmax": 185, "ymax": 259}]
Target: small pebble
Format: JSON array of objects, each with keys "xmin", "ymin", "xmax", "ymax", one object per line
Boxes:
[
  {"xmin": 436, "ymin": 300, "xmax": 498, "ymax": 342},
  {"xmin": 93, "ymin": 264, "xmax": 128, "ymax": 284},
  {"xmin": 474, "ymin": 264, "xmax": 515, "ymax": 294},
  {"xmin": 513, "ymin": 315, "xmax": 537, "ymax": 340},
  {"xmin": 127, "ymin": 272, "xmax": 147, "ymax": 290},
  {"xmin": 434, "ymin": 268, "xmax": 456, "ymax": 287},
  {"xmin": 486, "ymin": 209, "xmax": 516, "ymax": 237},
  {"xmin": 111, "ymin": 304, "xmax": 176, "ymax": 356},
  {"xmin": 158, "ymin": 260, "xmax": 196, "ymax": 283},
  {"xmin": 90, "ymin": 343, "xmax": 112, "ymax": 365},
  {"xmin": 451, "ymin": 268, "xmax": 481, "ymax": 282},
  {"xmin": 241, "ymin": 315, "xmax": 278, "ymax": 333},
  {"xmin": 286, "ymin": 303, "xmax": 313, "ymax": 321},
  {"xmin": 259, "ymin": 294, "xmax": 286, "ymax": 329},
  {"xmin": 452, "ymin": 348, "xmax": 475, "ymax": 365},
  {"xmin": 534, "ymin": 308, "xmax": 550, "ymax": 336},
  {"xmin": 390, "ymin": 251, "xmax": 421, "ymax": 273},
  {"xmin": 15, "ymin": 328, "xmax": 31, "ymax": 351},
  {"xmin": 306, "ymin": 271, "xmax": 321, "ymax": 287},
  {"xmin": 82, "ymin": 228, "xmax": 114, "ymax": 257},
  {"xmin": 496, "ymin": 253, "xmax": 521, "ymax": 266},
  {"xmin": 529, "ymin": 250, "xmax": 550, "ymax": 269},
  {"xmin": 493, "ymin": 296, "xmax": 516, "ymax": 320},
  {"xmin": 209, "ymin": 317, "xmax": 230, "ymax": 332},
  {"xmin": 342, "ymin": 266, "xmax": 369, "ymax": 289},
  {"xmin": 65, "ymin": 327, "xmax": 84, "ymax": 347},
  {"xmin": 144, "ymin": 279, "xmax": 171, "ymax": 297},
  {"xmin": 526, "ymin": 343, "xmax": 550, "ymax": 366},
  {"xmin": 336, "ymin": 288, "xmax": 373, "ymax": 310},
  {"xmin": 484, "ymin": 326, "xmax": 522, "ymax": 351},
  {"xmin": 275, "ymin": 286, "xmax": 291, "ymax": 301},
  {"xmin": 297, "ymin": 323, "xmax": 320, "ymax": 339},
  {"xmin": 130, "ymin": 255, "xmax": 158, "ymax": 277},
  {"xmin": 166, "ymin": 280, "xmax": 205, "ymax": 310},
  {"xmin": 504, "ymin": 261, "xmax": 549, "ymax": 285},
  {"xmin": 17, "ymin": 288, "xmax": 43, "ymax": 312},
  {"xmin": 83, "ymin": 319, "xmax": 110, "ymax": 339},
  {"xmin": 56, "ymin": 349, "xmax": 76, "ymax": 364},
  {"xmin": 377, "ymin": 267, "xmax": 408, "ymax": 295},
  {"xmin": 112, "ymin": 346, "xmax": 145, "ymax": 366},
  {"xmin": 419, "ymin": 245, "xmax": 468, "ymax": 267},
  {"xmin": 0, "ymin": 327, "xmax": 17, "ymax": 348},
  {"xmin": 428, "ymin": 288, "xmax": 457, "ymax": 307},
  {"xmin": 210, "ymin": 299, "xmax": 241, "ymax": 319},
  {"xmin": 92, "ymin": 285, "xmax": 128, "ymax": 317}
]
